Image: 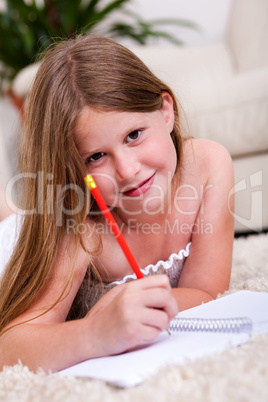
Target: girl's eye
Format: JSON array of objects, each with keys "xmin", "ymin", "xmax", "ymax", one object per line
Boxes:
[
  {"xmin": 86, "ymin": 152, "xmax": 105, "ymax": 164},
  {"xmin": 126, "ymin": 130, "xmax": 142, "ymax": 143}
]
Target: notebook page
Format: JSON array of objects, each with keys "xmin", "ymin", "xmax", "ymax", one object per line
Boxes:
[
  {"xmin": 59, "ymin": 291, "xmax": 268, "ymax": 387},
  {"xmin": 175, "ymin": 290, "xmax": 268, "ymax": 333}
]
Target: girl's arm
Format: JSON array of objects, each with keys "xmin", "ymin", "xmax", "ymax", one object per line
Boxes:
[
  {"xmin": 0, "ymin": 276, "xmax": 177, "ymax": 372},
  {"xmin": 0, "ymin": 232, "xmax": 177, "ymax": 372},
  {"xmin": 0, "ymin": 234, "xmax": 89, "ymax": 371},
  {"xmin": 173, "ymin": 140, "xmax": 235, "ymax": 310}
]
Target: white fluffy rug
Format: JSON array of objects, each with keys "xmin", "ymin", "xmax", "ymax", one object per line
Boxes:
[{"xmin": 1, "ymin": 233, "xmax": 268, "ymax": 402}]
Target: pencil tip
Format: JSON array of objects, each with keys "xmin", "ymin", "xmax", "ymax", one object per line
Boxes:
[{"xmin": 84, "ymin": 174, "xmax": 96, "ymax": 189}]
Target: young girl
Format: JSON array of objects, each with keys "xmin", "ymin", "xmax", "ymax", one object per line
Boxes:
[{"xmin": 0, "ymin": 35, "xmax": 234, "ymax": 372}]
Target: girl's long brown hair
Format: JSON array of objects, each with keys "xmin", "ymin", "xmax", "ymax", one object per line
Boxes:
[{"xmin": 0, "ymin": 35, "xmax": 183, "ymax": 333}]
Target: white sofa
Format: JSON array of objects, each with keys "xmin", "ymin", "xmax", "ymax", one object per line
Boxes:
[
  {"xmin": 130, "ymin": 0, "xmax": 268, "ymax": 233},
  {"xmin": 2, "ymin": 0, "xmax": 268, "ymax": 233}
]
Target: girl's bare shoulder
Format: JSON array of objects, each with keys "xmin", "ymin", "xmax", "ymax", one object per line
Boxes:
[{"xmin": 181, "ymin": 138, "xmax": 233, "ymax": 183}]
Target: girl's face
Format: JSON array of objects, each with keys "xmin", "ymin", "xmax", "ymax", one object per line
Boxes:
[{"xmin": 75, "ymin": 92, "xmax": 177, "ymax": 218}]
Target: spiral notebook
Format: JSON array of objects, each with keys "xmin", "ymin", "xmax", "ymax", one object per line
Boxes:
[{"xmin": 59, "ymin": 291, "xmax": 268, "ymax": 387}]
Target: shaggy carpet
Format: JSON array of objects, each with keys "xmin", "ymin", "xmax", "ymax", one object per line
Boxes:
[{"xmin": 1, "ymin": 232, "xmax": 268, "ymax": 402}]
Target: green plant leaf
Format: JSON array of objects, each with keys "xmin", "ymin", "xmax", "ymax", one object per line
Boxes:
[
  {"xmin": 0, "ymin": 0, "xmax": 199, "ymax": 84},
  {"xmin": 80, "ymin": 0, "xmax": 129, "ymax": 31}
]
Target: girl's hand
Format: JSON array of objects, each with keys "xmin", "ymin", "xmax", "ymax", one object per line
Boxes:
[{"xmin": 84, "ymin": 275, "xmax": 178, "ymax": 357}]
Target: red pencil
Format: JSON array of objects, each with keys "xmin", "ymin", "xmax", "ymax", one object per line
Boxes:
[{"xmin": 84, "ymin": 174, "xmax": 144, "ymax": 279}]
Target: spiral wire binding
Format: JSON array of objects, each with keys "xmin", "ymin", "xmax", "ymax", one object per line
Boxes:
[{"xmin": 168, "ymin": 317, "xmax": 253, "ymax": 334}]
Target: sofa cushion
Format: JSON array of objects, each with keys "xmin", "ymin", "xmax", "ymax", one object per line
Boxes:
[
  {"xmin": 186, "ymin": 68, "xmax": 268, "ymax": 156},
  {"xmin": 131, "ymin": 43, "xmax": 234, "ymax": 91},
  {"xmin": 227, "ymin": 0, "xmax": 268, "ymax": 72},
  {"xmin": 132, "ymin": 43, "xmax": 268, "ymax": 157}
]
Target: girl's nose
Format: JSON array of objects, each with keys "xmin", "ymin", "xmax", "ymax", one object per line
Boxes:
[{"xmin": 114, "ymin": 152, "xmax": 141, "ymax": 182}]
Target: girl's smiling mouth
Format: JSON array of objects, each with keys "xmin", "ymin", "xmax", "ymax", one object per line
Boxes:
[{"xmin": 122, "ymin": 173, "xmax": 156, "ymax": 197}]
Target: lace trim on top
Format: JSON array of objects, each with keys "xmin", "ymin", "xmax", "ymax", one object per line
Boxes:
[
  {"xmin": 104, "ymin": 242, "xmax": 191, "ymax": 287},
  {"xmin": 80, "ymin": 242, "xmax": 191, "ymax": 313}
]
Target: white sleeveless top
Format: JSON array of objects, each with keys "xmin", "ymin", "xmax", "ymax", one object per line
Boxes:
[
  {"xmin": 86, "ymin": 242, "xmax": 191, "ymax": 311},
  {"xmin": 0, "ymin": 213, "xmax": 22, "ymax": 277},
  {"xmin": 107, "ymin": 242, "xmax": 191, "ymax": 287},
  {"xmin": 0, "ymin": 214, "xmax": 191, "ymax": 315}
]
